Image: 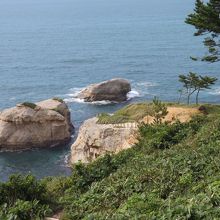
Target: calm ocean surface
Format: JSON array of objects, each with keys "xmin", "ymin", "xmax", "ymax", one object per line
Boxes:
[{"xmin": 0, "ymin": 0, "xmax": 219, "ymax": 181}]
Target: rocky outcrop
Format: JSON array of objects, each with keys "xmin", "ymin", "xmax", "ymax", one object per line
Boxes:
[
  {"xmin": 0, "ymin": 99, "xmax": 74, "ymax": 151},
  {"xmin": 70, "ymin": 106, "xmax": 200, "ymax": 164},
  {"xmin": 71, "ymin": 117, "xmax": 138, "ymax": 163},
  {"xmin": 77, "ymin": 78, "xmax": 131, "ymax": 102}
]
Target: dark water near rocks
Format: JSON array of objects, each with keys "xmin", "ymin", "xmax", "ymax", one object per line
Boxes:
[{"xmin": 0, "ymin": 0, "xmax": 219, "ymax": 181}]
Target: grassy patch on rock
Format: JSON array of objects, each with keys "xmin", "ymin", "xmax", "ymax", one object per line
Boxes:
[
  {"xmin": 52, "ymin": 97, "xmax": 64, "ymax": 103},
  {"xmin": 21, "ymin": 102, "xmax": 37, "ymax": 109},
  {"xmin": 97, "ymin": 103, "xmax": 153, "ymax": 124}
]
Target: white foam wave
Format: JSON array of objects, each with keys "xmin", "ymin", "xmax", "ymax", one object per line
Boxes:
[
  {"xmin": 136, "ymin": 82, "xmax": 157, "ymax": 87},
  {"xmin": 127, "ymin": 90, "xmax": 141, "ymax": 100},
  {"xmin": 64, "ymin": 154, "xmax": 70, "ymax": 165},
  {"xmin": 64, "ymin": 96, "xmax": 113, "ymax": 105},
  {"xmin": 64, "ymin": 87, "xmax": 85, "ymax": 103},
  {"xmin": 64, "ymin": 81, "xmax": 155, "ymax": 104}
]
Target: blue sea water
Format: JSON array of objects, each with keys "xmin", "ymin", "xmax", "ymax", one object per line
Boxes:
[{"xmin": 0, "ymin": 0, "xmax": 219, "ymax": 181}]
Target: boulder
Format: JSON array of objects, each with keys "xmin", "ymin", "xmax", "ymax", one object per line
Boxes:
[
  {"xmin": 0, "ymin": 99, "xmax": 74, "ymax": 151},
  {"xmin": 77, "ymin": 78, "xmax": 131, "ymax": 102},
  {"xmin": 70, "ymin": 117, "xmax": 138, "ymax": 163}
]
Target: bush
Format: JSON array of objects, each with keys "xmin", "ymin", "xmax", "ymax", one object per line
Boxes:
[
  {"xmin": 0, "ymin": 200, "xmax": 51, "ymax": 220},
  {"xmin": 0, "ymin": 174, "xmax": 52, "ymax": 219}
]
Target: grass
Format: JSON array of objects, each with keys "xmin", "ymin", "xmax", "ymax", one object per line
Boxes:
[
  {"xmin": 97, "ymin": 102, "xmax": 153, "ymax": 124},
  {"xmin": 53, "ymin": 97, "xmax": 64, "ymax": 103},
  {"xmin": 97, "ymin": 102, "xmax": 220, "ymax": 124},
  {"xmin": 21, "ymin": 102, "xmax": 37, "ymax": 109}
]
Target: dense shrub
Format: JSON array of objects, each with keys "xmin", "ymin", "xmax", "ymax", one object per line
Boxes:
[{"xmin": 0, "ymin": 175, "xmax": 52, "ymax": 219}]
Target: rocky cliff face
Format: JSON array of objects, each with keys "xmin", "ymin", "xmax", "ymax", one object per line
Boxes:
[
  {"xmin": 71, "ymin": 117, "xmax": 138, "ymax": 163},
  {"xmin": 0, "ymin": 99, "xmax": 74, "ymax": 151}
]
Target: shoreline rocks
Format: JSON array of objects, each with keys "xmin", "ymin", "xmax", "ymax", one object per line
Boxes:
[
  {"xmin": 77, "ymin": 78, "xmax": 131, "ymax": 102},
  {"xmin": 0, "ymin": 99, "xmax": 74, "ymax": 151},
  {"xmin": 70, "ymin": 117, "xmax": 138, "ymax": 164}
]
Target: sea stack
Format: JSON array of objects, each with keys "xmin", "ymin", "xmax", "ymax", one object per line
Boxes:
[
  {"xmin": 77, "ymin": 78, "xmax": 131, "ymax": 102},
  {"xmin": 0, "ymin": 98, "xmax": 74, "ymax": 151}
]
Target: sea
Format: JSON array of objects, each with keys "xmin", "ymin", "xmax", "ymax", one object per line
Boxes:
[{"xmin": 0, "ymin": 0, "xmax": 219, "ymax": 181}]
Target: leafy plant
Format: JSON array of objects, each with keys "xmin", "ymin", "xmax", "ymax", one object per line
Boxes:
[{"xmin": 149, "ymin": 97, "xmax": 168, "ymax": 124}]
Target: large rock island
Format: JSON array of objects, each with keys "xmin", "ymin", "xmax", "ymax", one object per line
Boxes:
[
  {"xmin": 77, "ymin": 78, "xmax": 131, "ymax": 102},
  {"xmin": 0, "ymin": 98, "xmax": 74, "ymax": 151}
]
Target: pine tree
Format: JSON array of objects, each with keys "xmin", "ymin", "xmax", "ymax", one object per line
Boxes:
[
  {"xmin": 178, "ymin": 73, "xmax": 217, "ymax": 104},
  {"xmin": 150, "ymin": 97, "xmax": 168, "ymax": 124},
  {"xmin": 186, "ymin": 0, "xmax": 220, "ymax": 62}
]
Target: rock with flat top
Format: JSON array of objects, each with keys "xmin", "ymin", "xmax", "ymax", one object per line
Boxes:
[
  {"xmin": 77, "ymin": 78, "xmax": 131, "ymax": 102},
  {"xmin": 0, "ymin": 99, "xmax": 74, "ymax": 151},
  {"xmin": 70, "ymin": 117, "xmax": 138, "ymax": 163}
]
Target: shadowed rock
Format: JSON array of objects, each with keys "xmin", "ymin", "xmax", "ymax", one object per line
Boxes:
[{"xmin": 77, "ymin": 78, "xmax": 131, "ymax": 102}]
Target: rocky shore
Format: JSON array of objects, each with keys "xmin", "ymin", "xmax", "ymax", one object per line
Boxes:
[{"xmin": 0, "ymin": 78, "xmax": 201, "ymax": 165}]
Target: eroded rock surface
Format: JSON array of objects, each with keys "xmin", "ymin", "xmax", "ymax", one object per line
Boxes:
[
  {"xmin": 71, "ymin": 117, "xmax": 138, "ymax": 163},
  {"xmin": 0, "ymin": 99, "xmax": 74, "ymax": 151}
]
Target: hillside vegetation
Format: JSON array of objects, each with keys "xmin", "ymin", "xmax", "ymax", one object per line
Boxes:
[
  {"xmin": 97, "ymin": 102, "xmax": 199, "ymax": 124},
  {"xmin": 0, "ymin": 104, "xmax": 220, "ymax": 219}
]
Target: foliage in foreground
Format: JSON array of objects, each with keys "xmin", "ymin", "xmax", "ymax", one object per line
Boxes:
[
  {"xmin": 1, "ymin": 105, "xmax": 220, "ymax": 219},
  {"xmin": 0, "ymin": 175, "xmax": 52, "ymax": 220}
]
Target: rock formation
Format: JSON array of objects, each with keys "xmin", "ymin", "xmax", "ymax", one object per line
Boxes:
[
  {"xmin": 77, "ymin": 78, "xmax": 131, "ymax": 102},
  {"xmin": 70, "ymin": 106, "xmax": 200, "ymax": 164},
  {"xmin": 0, "ymin": 98, "xmax": 74, "ymax": 151},
  {"xmin": 71, "ymin": 117, "xmax": 138, "ymax": 163}
]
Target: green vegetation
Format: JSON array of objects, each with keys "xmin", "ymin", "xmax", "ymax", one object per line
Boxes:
[
  {"xmin": 149, "ymin": 97, "xmax": 168, "ymax": 124},
  {"xmin": 97, "ymin": 102, "xmax": 152, "ymax": 124},
  {"xmin": 186, "ymin": 0, "xmax": 220, "ymax": 62},
  {"xmin": 21, "ymin": 102, "xmax": 37, "ymax": 109},
  {"xmin": 1, "ymin": 104, "xmax": 220, "ymax": 219},
  {"xmin": 0, "ymin": 175, "xmax": 52, "ymax": 220},
  {"xmin": 53, "ymin": 97, "xmax": 64, "ymax": 103},
  {"xmin": 179, "ymin": 72, "xmax": 217, "ymax": 104}
]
